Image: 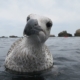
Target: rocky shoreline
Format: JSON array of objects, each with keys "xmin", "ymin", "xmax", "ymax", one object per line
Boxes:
[{"xmin": 0, "ymin": 29, "xmax": 80, "ymax": 37}]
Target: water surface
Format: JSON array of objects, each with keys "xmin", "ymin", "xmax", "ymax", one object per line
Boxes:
[{"xmin": 0, "ymin": 37, "xmax": 80, "ymax": 80}]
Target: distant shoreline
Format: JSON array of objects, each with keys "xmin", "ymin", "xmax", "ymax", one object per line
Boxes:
[{"xmin": 0, "ymin": 28, "xmax": 80, "ymax": 38}]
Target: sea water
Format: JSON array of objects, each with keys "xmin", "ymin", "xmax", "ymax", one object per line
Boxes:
[{"xmin": 0, "ymin": 37, "xmax": 80, "ymax": 80}]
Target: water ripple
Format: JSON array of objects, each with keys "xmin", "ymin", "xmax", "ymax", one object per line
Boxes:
[{"xmin": 0, "ymin": 37, "xmax": 80, "ymax": 80}]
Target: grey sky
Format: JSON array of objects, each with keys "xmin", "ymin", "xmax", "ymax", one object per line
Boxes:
[{"xmin": 0, "ymin": 0, "xmax": 80, "ymax": 36}]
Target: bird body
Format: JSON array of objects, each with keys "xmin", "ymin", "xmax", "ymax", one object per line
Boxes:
[{"xmin": 5, "ymin": 14, "xmax": 53, "ymax": 72}]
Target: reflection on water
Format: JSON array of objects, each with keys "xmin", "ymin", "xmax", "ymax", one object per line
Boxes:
[
  {"xmin": 3, "ymin": 73, "xmax": 45, "ymax": 80},
  {"xmin": 0, "ymin": 37, "xmax": 80, "ymax": 80},
  {"xmin": 3, "ymin": 65, "xmax": 58, "ymax": 80},
  {"xmin": 12, "ymin": 76, "xmax": 44, "ymax": 80}
]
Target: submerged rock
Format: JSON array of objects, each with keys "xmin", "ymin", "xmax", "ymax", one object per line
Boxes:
[
  {"xmin": 74, "ymin": 29, "xmax": 80, "ymax": 36},
  {"xmin": 58, "ymin": 31, "xmax": 72, "ymax": 37}
]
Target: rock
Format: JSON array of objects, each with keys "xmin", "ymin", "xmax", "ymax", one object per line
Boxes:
[
  {"xmin": 58, "ymin": 31, "xmax": 72, "ymax": 37},
  {"xmin": 74, "ymin": 29, "xmax": 80, "ymax": 36},
  {"xmin": 0, "ymin": 36, "xmax": 8, "ymax": 38},
  {"xmin": 9, "ymin": 35, "xmax": 18, "ymax": 38},
  {"xmin": 50, "ymin": 34, "xmax": 55, "ymax": 37}
]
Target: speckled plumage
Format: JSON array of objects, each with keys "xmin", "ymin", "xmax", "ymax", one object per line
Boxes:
[{"xmin": 5, "ymin": 14, "xmax": 53, "ymax": 72}]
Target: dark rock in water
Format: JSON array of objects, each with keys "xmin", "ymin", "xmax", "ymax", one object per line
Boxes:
[
  {"xmin": 0, "ymin": 36, "xmax": 8, "ymax": 38},
  {"xmin": 74, "ymin": 29, "xmax": 80, "ymax": 36},
  {"xmin": 58, "ymin": 31, "xmax": 72, "ymax": 37},
  {"xmin": 50, "ymin": 35, "xmax": 55, "ymax": 37},
  {"xmin": 9, "ymin": 35, "xmax": 18, "ymax": 38}
]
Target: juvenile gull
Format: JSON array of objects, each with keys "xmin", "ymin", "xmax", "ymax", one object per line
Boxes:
[{"xmin": 5, "ymin": 14, "xmax": 53, "ymax": 72}]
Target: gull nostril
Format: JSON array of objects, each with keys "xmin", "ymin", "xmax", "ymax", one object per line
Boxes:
[{"xmin": 46, "ymin": 22, "xmax": 52, "ymax": 28}]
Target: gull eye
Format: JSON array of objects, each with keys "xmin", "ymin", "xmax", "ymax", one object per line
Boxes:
[
  {"xmin": 46, "ymin": 22, "xmax": 52, "ymax": 28},
  {"xmin": 27, "ymin": 16, "xmax": 30, "ymax": 21}
]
